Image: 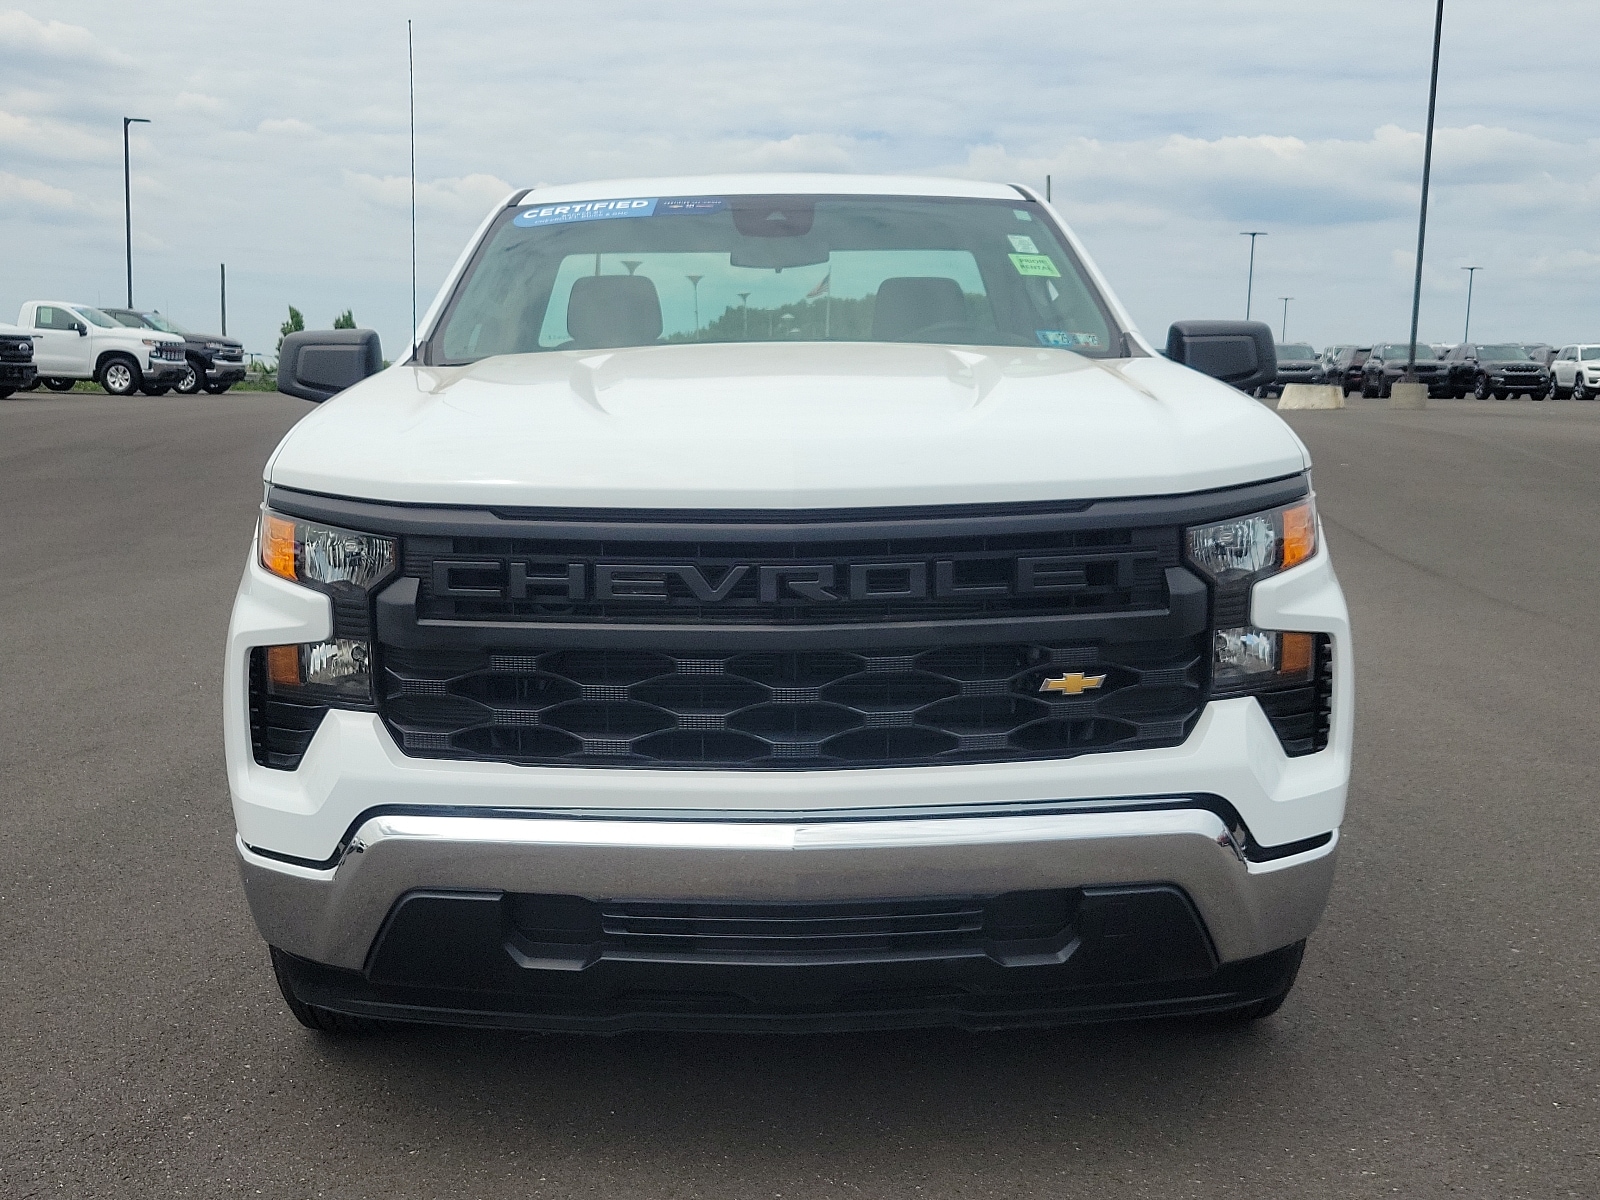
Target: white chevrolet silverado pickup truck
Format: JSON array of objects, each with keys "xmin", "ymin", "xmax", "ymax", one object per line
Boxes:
[
  {"xmin": 16, "ymin": 300, "xmax": 187, "ymax": 394},
  {"xmin": 228, "ymin": 174, "xmax": 1352, "ymax": 1034}
]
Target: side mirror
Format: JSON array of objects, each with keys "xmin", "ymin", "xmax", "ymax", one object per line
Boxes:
[
  {"xmin": 278, "ymin": 328, "xmax": 383, "ymax": 403},
  {"xmin": 1165, "ymin": 320, "xmax": 1276, "ymax": 391},
  {"xmin": 73, "ymin": 322, "xmax": 87, "ymax": 336}
]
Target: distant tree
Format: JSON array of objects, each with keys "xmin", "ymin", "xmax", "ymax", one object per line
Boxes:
[
  {"xmin": 276, "ymin": 305, "xmax": 304, "ymax": 356},
  {"xmin": 332, "ymin": 309, "xmax": 355, "ymax": 330}
]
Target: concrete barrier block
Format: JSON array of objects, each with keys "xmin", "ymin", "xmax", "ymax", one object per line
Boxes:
[
  {"xmin": 1276, "ymin": 384, "xmax": 1345, "ymax": 410},
  {"xmin": 1389, "ymin": 383, "xmax": 1428, "ymax": 410}
]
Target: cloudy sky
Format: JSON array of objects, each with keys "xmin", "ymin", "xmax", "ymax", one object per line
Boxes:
[{"xmin": 4, "ymin": 1, "xmax": 1598, "ymax": 358}]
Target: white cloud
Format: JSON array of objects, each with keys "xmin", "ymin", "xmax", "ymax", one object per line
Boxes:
[
  {"xmin": 0, "ymin": 170, "xmax": 77, "ymax": 211},
  {"xmin": 0, "ymin": 107, "xmax": 113, "ymax": 162},
  {"xmin": 256, "ymin": 117, "xmax": 319, "ymax": 138},
  {"xmin": 0, "ymin": 9, "xmax": 131, "ymax": 66},
  {"xmin": 344, "ymin": 170, "xmax": 513, "ymax": 215}
]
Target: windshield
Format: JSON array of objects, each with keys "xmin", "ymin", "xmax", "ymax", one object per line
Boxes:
[
  {"xmin": 1376, "ymin": 343, "xmax": 1436, "ymax": 360},
  {"xmin": 428, "ymin": 194, "xmax": 1121, "ymax": 363},
  {"xmin": 1276, "ymin": 344, "xmax": 1315, "ymax": 359},
  {"xmin": 72, "ymin": 306, "xmax": 119, "ymax": 329},
  {"xmin": 1479, "ymin": 344, "xmax": 1529, "ymax": 360},
  {"xmin": 139, "ymin": 312, "xmax": 188, "ymax": 335}
]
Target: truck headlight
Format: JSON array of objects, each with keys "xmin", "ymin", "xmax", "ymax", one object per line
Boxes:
[
  {"xmin": 260, "ymin": 510, "xmax": 396, "ymax": 590},
  {"xmin": 1184, "ymin": 497, "xmax": 1317, "ymax": 586}
]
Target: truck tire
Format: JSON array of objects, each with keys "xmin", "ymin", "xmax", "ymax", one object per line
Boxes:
[
  {"xmin": 99, "ymin": 355, "xmax": 142, "ymax": 396},
  {"xmin": 43, "ymin": 377, "xmax": 75, "ymax": 392},
  {"xmin": 204, "ymin": 381, "xmax": 234, "ymax": 395},
  {"xmin": 1577, "ymin": 377, "xmax": 1592, "ymax": 401},
  {"xmin": 174, "ymin": 360, "xmax": 202, "ymax": 395},
  {"xmin": 1474, "ymin": 376, "xmax": 1490, "ymax": 400},
  {"xmin": 141, "ymin": 383, "xmax": 171, "ymax": 396},
  {"xmin": 270, "ymin": 947, "xmax": 387, "ymax": 1035},
  {"xmin": 0, "ymin": 387, "xmax": 12, "ymax": 399}
]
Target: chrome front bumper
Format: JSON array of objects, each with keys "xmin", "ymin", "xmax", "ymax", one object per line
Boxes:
[{"xmin": 238, "ymin": 804, "xmax": 1339, "ymax": 973}]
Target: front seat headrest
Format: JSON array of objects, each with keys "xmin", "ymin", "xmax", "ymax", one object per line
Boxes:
[
  {"xmin": 871, "ymin": 277, "xmax": 968, "ymax": 342},
  {"xmin": 566, "ymin": 275, "xmax": 664, "ymax": 349}
]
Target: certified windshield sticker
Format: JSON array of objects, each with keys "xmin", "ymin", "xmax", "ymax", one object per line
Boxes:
[
  {"xmin": 513, "ymin": 196, "xmax": 730, "ymax": 227},
  {"xmin": 1007, "ymin": 234, "xmax": 1039, "ymax": 254},
  {"xmin": 1009, "ymin": 253, "xmax": 1061, "ymax": 277},
  {"xmin": 1012, "ymin": 209, "xmax": 1033, "ymax": 221},
  {"xmin": 656, "ymin": 196, "xmax": 728, "ymax": 216},
  {"xmin": 514, "ymin": 198, "xmax": 658, "ymax": 227},
  {"xmin": 1037, "ymin": 330, "xmax": 1102, "ymax": 348}
]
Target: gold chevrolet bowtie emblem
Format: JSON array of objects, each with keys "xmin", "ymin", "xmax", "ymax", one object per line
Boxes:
[{"xmin": 1039, "ymin": 671, "xmax": 1107, "ymax": 695}]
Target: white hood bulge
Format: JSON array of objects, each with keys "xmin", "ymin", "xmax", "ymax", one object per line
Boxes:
[{"xmin": 267, "ymin": 341, "xmax": 1308, "ymax": 509}]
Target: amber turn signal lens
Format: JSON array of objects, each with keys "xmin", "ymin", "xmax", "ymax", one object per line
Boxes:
[
  {"xmin": 1281, "ymin": 500, "xmax": 1317, "ymax": 570},
  {"xmin": 261, "ymin": 512, "xmax": 297, "ymax": 581},
  {"xmin": 265, "ymin": 644, "xmax": 301, "ymax": 688},
  {"xmin": 1280, "ymin": 631, "xmax": 1315, "ymax": 677}
]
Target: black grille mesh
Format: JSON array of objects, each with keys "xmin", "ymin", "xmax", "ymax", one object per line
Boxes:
[{"xmin": 379, "ymin": 638, "xmax": 1205, "ymax": 769}]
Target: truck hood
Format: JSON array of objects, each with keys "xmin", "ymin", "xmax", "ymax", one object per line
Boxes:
[{"xmin": 266, "ymin": 341, "xmax": 1309, "ymax": 509}]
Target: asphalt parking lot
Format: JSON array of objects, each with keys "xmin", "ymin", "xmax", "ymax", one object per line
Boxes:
[{"xmin": 3, "ymin": 391, "xmax": 1597, "ymax": 1199}]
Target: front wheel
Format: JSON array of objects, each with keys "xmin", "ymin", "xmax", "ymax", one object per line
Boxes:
[
  {"xmin": 43, "ymin": 377, "xmax": 75, "ymax": 392},
  {"xmin": 1577, "ymin": 377, "xmax": 1592, "ymax": 401},
  {"xmin": 1379, "ymin": 378, "xmax": 1393, "ymax": 399},
  {"xmin": 203, "ymin": 380, "xmax": 234, "ymax": 395},
  {"xmin": 1473, "ymin": 376, "xmax": 1491, "ymax": 400},
  {"xmin": 140, "ymin": 383, "xmax": 171, "ymax": 396},
  {"xmin": 0, "ymin": 387, "xmax": 12, "ymax": 400},
  {"xmin": 1531, "ymin": 388, "xmax": 1548, "ymax": 402},
  {"xmin": 174, "ymin": 360, "xmax": 202, "ymax": 394},
  {"xmin": 99, "ymin": 356, "xmax": 142, "ymax": 395},
  {"xmin": 1360, "ymin": 378, "xmax": 1377, "ymax": 399}
]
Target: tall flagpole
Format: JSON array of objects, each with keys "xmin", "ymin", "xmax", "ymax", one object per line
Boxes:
[
  {"xmin": 1406, "ymin": 0, "xmax": 1446, "ymax": 376},
  {"xmin": 408, "ymin": 19, "xmax": 417, "ymax": 352}
]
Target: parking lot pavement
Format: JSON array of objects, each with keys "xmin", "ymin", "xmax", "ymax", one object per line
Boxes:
[{"xmin": 2, "ymin": 391, "xmax": 1597, "ymax": 1199}]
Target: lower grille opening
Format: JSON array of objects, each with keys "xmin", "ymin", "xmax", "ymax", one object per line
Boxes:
[{"xmin": 506, "ymin": 890, "xmax": 1079, "ymax": 967}]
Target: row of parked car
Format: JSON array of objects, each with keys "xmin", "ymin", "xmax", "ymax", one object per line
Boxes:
[
  {"xmin": 1261, "ymin": 340, "xmax": 1600, "ymax": 402},
  {"xmin": 0, "ymin": 300, "xmax": 246, "ymax": 399}
]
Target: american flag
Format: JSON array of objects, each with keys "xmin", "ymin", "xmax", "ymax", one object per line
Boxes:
[{"xmin": 806, "ymin": 274, "xmax": 832, "ymax": 299}]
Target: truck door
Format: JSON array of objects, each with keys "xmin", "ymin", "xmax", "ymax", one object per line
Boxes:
[{"xmin": 30, "ymin": 305, "xmax": 84, "ymax": 374}]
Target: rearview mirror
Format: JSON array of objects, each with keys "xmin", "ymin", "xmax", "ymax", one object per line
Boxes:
[
  {"xmin": 1165, "ymin": 321, "xmax": 1276, "ymax": 391},
  {"xmin": 278, "ymin": 329, "xmax": 383, "ymax": 403}
]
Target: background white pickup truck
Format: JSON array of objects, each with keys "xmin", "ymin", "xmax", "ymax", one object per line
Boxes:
[{"xmin": 16, "ymin": 300, "xmax": 187, "ymax": 395}]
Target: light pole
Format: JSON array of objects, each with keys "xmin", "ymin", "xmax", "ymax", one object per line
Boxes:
[
  {"xmin": 737, "ymin": 292, "xmax": 751, "ymax": 339},
  {"xmin": 685, "ymin": 275, "xmax": 703, "ymax": 338},
  {"xmin": 1278, "ymin": 297, "xmax": 1294, "ymax": 343},
  {"xmin": 123, "ymin": 117, "xmax": 150, "ymax": 307},
  {"xmin": 1240, "ymin": 231, "xmax": 1267, "ymax": 320},
  {"xmin": 1460, "ymin": 266, "xmax": 1481, "ymax": 342},
  {"xmin": 1405, "ymin": 0, "xmax": 1447, "ymax": 377}
]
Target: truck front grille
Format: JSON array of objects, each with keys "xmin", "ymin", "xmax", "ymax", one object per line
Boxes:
[{"xmin": 379, "ymin": 637, "xmax": 1205, "ymax": 769}]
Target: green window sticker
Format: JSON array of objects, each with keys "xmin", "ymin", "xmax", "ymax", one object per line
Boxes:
[
  {"xmin": 1007, "ymin": 234, "xmax": 1038, "ymax": 254},
  {"xmin": 1012, "ymin": 209, "xmax": 1033, "ymax": 221},
  {"xmin": 1009, "ymin": 253, "xmax": 1060, "ymax": 278}
]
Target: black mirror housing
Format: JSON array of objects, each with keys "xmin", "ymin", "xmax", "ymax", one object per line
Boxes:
[
  {"xmin": 74, "ymin": 322, "xmax": 87, "ymax": 336},
  {"xmin": 278, "ymin": 329, "xmax": 383, "ymax": 403},
  {"xmin": 1165, "ymin": 320, "xmax": 1276, "ymax": 391}
]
